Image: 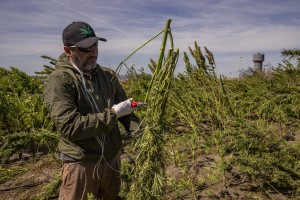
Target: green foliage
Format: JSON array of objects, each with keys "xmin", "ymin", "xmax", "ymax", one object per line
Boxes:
[
  {"xmin": 228, "ymin": 64, "xmax": 300, "ymax": 123},
  {"xmin": 224, "ymin": 122, "xmax": 300, "ymax": 190},
  {"xmin": 281, "ymin": 48, "xmax": 300, "ymax": 62},
  {"xmin": 0, "ymin": 131, "xmax": 59, "ymax": 163},
  {"xmin": 127, "ymin": 19, "xmax": 179, "ymax": 200},
  {"xmin": 34, "ymin": 174, "xmax": 62, "ymax": 200},
  {"xmin": 0, "ymin": 66, "xmax": 53, "ymax": 133},
  {"xmin": 34, "ymin": 55, "xmax": 56, "ymax": 81},
  {"xmin": 118, "ymin": 43, "xmax": 300, "ymax": 199},
  {"xmin": 122, "ymin": 64, "xmax": 152, "ymax": 103},
  {"xmin": 87, "ymin": 193, "xmax": 100, "ymax": 200},
  {"xmin": 0, "ymin": 165, "xmax": 27, "ymax": 184}
]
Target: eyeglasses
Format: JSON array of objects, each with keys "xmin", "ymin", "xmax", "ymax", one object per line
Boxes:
[{"xmin": 70, "ymin": 42, "xmax": 98, "ymax": 53}]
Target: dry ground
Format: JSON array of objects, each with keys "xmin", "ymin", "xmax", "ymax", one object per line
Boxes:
[{"xmin": 0, "ymin": 155, "xmax": 295, "ymax": 200}]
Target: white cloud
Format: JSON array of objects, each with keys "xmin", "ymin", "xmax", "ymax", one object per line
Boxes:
[{"xmin": 0, "ymin": 0, "xmax": 299, "ymax": 76}]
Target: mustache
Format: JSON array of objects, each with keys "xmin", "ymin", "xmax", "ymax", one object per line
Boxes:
[{"xmin": 88, "ymin": 56, "xmax": 97, "ymax": 59}]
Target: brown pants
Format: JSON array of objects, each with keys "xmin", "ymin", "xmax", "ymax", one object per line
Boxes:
[{"xmin": 59, "ymin": 153, "xmax": 121, "ymax": 200}]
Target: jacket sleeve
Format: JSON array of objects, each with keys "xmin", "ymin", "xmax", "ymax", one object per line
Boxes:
[{"xmin": 44, "ymin": 72, "xmax": 117, "ymax": 141}]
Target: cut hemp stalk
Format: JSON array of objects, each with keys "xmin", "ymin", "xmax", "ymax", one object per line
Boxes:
[{"xmin": 127, "ymin": 19, "xmax": 179, "ymax": 200}]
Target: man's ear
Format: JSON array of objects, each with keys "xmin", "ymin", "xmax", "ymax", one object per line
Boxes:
[{"xmin": 64, "ymin": 46, "xmax": 72, "ymax": 57}]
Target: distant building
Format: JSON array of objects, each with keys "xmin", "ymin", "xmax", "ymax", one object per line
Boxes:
[{"xmin": 253, "ymin": 52, "xmax": 264, "ymax": 72}]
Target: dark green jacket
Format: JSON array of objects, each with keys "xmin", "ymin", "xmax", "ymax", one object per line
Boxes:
[{"xmin": 44, "ymin": 53, "xmax": 139, "ymax": 162}]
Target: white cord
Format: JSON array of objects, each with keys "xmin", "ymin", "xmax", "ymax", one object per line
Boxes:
[
  {"xmin": 71, "ymin": 61, "xmax": 121, "ymax": 177},
  {"xmin": 130, "ymin": 118, "xmax": 144, "ymax": 136},
  {"xmin": 93, "ymin": 134, "xmax": 106, "ymax": 179}
]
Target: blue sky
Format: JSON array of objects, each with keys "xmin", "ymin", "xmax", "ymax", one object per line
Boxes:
[{"xmin": 0, "ymin": 0, "xmax": 299, "ymax": 77}]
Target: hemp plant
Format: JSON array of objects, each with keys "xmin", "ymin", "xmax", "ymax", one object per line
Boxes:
[
  {"xmin": 170, "ymin": 42, "xmax": 236, "ymax": 192},
  {"xmin": 127, "ymin": 19, "xmax": 179, "ymax": 200}
]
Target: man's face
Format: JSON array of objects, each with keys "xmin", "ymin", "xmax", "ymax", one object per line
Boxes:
[{"xmin": 69, "ymin": 42, "xmax": 98, "ymax": 73}]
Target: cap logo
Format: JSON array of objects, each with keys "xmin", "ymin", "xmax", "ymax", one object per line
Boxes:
[{"xmin": 80, "ymin": 25, "xmax": 93, "ymax": 37}]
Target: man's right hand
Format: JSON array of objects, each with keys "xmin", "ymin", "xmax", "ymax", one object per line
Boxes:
[{"xmin": 112, "ymin": 99, "xmax": 136, "ymax": 118}]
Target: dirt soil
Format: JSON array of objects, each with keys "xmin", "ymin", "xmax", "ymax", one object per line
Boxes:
[
  {"xmin": 0, "ymin": 155, "xmax": 292, "ymax": 200},
  {"xmin": 0, "ymin": 154, "xmax": 61, "ymax": 200}
]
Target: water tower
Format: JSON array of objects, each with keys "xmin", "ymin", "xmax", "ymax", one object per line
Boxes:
[{"xmin": 253, "ymin": 52, "xmax": 264, "ymax": 72}]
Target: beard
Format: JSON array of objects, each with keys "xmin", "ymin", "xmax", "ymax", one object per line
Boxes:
[{"xmin": 71, "ymin": 53, "xmax": 97, "ymax": 74}]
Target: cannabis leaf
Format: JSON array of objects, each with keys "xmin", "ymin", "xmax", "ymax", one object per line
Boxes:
[{"xmin": 80, "ymin": 25, "xmax": 92, "ymax": 36}]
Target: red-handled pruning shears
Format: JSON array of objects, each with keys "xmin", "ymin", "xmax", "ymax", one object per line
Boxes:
[{"xmin": 131, "ymin": 101, "xmax": 148, "ymax": 108}]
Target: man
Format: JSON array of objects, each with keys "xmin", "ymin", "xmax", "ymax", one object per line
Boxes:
[{"xmin": 44, "ymin": 21, "xmax": 140, "ymax": 200}]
